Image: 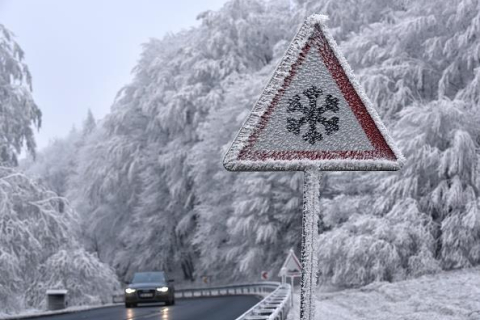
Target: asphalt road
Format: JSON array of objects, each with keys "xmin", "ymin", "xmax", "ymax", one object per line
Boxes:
[{"xmin": 32, "ymin": 296, "xmax": 259, "ymax": 320}]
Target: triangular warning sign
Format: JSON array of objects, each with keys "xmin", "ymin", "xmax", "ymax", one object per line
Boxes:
[
  {"xmin": 279, "ymin": 249, "xmax": 302, "ymax": 277},
  {"xmin": 224, "ymin": 15, "xmax": 404, "ymax": 172}
]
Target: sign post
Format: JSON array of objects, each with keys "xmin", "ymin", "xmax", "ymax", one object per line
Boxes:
[
  {"xmin": 280, "ymin": 267, "xmax": 287, "ymax": 285},
  {"xmin": 224, "ymin": 14, "xmax": 404, "ymax": 320},
  {"xmin": 300, "ymin": 169, "xmax": 320, "ymax": 319}
]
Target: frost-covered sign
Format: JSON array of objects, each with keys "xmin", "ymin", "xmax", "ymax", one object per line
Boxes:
[
  {"xmin": 223, "ymin": 14, "xmax": 404, "ymax": 320},
  {"xmin": 279, "ymin": 249, "xmax": 302, "ymax": 278},
  {"xmin": 224, "ymin": 15, "xmax": 404, "ymax": 172}
]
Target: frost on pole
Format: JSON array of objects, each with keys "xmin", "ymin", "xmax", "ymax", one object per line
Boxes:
[{"xmin": 223, "ymin": 14, "xmax": 405, "ymax": 172}]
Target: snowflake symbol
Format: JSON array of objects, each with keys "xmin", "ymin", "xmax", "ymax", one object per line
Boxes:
[{"xmin": 286, "ymin": 85, "xmax": 340, "ymax": 144}]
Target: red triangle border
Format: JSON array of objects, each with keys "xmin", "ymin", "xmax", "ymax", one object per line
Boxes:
[{"xmin": 237, "ymin": 24, "xmax": 397, "ymax": 163}]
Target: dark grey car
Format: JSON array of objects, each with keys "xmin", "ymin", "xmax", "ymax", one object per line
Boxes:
[{"xmin": 124, "ymin": 271, "xmax": 175, "ymax": 308}]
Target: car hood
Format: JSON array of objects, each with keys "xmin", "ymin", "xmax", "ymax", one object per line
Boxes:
[{"xmin": 127, "ymin": 282, "xmax": 167, "ymax": 289}]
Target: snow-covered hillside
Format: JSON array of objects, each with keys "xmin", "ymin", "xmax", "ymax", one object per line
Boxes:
[{"xmin": 289, "ymin": 267, "xmax": 480, "ymax": 320}]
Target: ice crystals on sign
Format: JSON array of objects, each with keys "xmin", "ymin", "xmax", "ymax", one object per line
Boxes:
[
  {"xmin": 286, "ymin": 85, "xmax": 340, "ymax": 144},
  {"xmin": 223, "ymin": 14, "xmax": 404, "ymax": 172}
]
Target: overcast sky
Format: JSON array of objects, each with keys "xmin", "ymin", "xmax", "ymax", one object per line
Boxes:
[{"xmin": 0, "ymin": 0, "xmax": 229, "ymax": 150}]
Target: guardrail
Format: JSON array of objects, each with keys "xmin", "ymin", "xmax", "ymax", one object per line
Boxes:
[
  {"xmin": 175, "ymin": 281, "xmax": 278, "ymax": 298},
  {"xmin": 233, "ymin": 283, "xmax": 291, "ymax": 320},
  {"xmin": 175, "ymin": 282, "xmax": 292, "ymax": 320}
]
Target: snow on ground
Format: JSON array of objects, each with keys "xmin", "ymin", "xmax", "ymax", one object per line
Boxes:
[{"xmin": 288, "ymin": 267, "xmax": 480, "ymax": 320}]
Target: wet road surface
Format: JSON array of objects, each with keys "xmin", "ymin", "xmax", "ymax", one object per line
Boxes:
[{"xmin": 31, "ymin": 296, "xmax": 259, "ymax": 320}]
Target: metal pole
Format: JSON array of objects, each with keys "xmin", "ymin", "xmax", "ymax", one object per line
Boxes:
[
  {"xmin": 300, "ymin": 168, "xmax": 320, "ymax": 320},
  {"xmin": 290, "ymin": 276, "xmax": 294, "ymax": 307}
]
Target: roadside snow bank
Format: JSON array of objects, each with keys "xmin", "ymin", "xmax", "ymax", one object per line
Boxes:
[{"xmin": 288, "ymin": 267, "xmax": 480, "ymax": 320}]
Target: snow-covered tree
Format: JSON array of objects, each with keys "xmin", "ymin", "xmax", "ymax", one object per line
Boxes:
[
  {"xmin": 311, "ymin": 0, "xmax": 480, "ymax": 286},
  {"xmin": 318, "ymin": 198, "xmax": 439, "ymax": 287},
  {"xmin": 0, "ymin": 24, "xmax": 119, "ymax": 315},
  {"xmin": 82, "ymin": 109, "xmax": 96, "ymax": 137},
  {"xmin": 70, "ymin": 0, "xmax": 298, "ymax": 282},
  {"xmin": 191, "ymin": 67, "xmax": 306, "ymax": 280},
  {"xmin": 21, "ymin": 128, "xmax": 80, "ymax": 196},
  {"xmin": 0, "ymin": 167, "xmax": 120, "ymax": 315},
  {"xmin": 21, "ymin": 110, "xmax": 96, "ymax": 197},
  {"xmin": 68, "ymin": 121, "xmax": 145, "ymax": 268},
  {"xmin": 383, "ymin": 99, "xmax": 480, "ymax": 268},
  {"xmin": 28, "ymin": 248, "xmax": 120, "ymax": 307},
  {"xmin": 0, "ymin": 24, "xmax": 41, "ymax": 166}
]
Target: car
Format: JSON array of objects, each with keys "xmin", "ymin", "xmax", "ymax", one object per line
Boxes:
[{"xmin": 124, "ymin": 271, "xmax": 175, "ymax": 308}]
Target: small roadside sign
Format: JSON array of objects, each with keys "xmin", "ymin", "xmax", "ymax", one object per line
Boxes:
[
  {"xmin": 261, "ymin": 271, "xmax": 269, "ymax": 280},
  {"xmin": 279, "ymin": 249, "xmax": 302, "ymax": 278}
]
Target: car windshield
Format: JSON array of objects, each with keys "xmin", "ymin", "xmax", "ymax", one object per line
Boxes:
[{"xmin": 132, "ymin": 272, "xmax": 166, "ymax": 284}]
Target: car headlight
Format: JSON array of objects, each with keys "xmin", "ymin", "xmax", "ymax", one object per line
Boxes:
[
  {"xmin": 156, "ymin": 287, "xmax": 168, "ymax": 292},
  {"xmin": 125, "ymin": 288, "xmax": 136, "ymax": 294}
]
